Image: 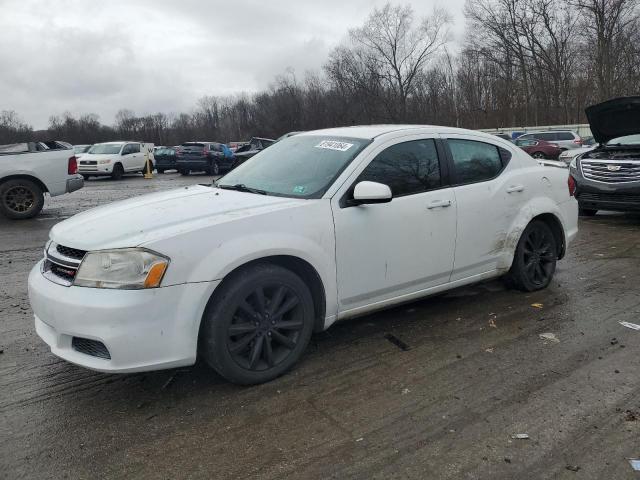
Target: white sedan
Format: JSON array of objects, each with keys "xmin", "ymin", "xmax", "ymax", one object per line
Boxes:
[{"xmin": 28, "ymin": 125, "xmax": 578, "ymax": 384}]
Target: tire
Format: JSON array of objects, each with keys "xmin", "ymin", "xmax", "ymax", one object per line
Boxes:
[
  {"xmin": 505, "ymin": 220, "xmax": 557, "ymax": 292},
  {"xmin": 111, "ymin": 163, "xmax": 124, "ymax": 180},
  {"xmin": 579, "ymin": 208, "xmax": 597, "ymax": 216},
  {"xmin": 532, "ymin": 152, "xmax": 546, "ymax": 159},
  {"xmin": 81, "ymin": 174, "xmax": 91, "ymax": 180},
  {"xmin": 180, "ymin": 169, "xmax": 190, "ymax": 176},
  {"xmin": 0, "ymin": 178, "xmax": 45, "ymax": 219},
  {"xmin": 158, "ymin": 169, "xmax": 165, "ymax": 174},
  {"xmin": 209, "ymin": 162, "xmax": 220, "ymax": 176},
  {"xmin": 199, "ymin": 263, "xmax": 315, "ymax": 385}
]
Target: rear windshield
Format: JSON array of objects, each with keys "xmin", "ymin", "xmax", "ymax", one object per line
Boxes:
[
  {"xmin": 180, "ymin": 143, "xmax": 205, "ymax": 152},
  {"xmin": 88, "ymin": 144, "xmax": 123, "ymax": 154}
]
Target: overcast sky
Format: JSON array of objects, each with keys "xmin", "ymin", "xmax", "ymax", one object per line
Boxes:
[{"xmin": 0, "ymin": 0, "xmax": 466, "ymax": 129}]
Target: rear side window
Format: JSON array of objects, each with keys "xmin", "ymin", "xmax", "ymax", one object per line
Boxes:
[
  {"xmin": 537, "ymin": 132, "xmax": 557, "ymax": 141},
  {"xmin": 356, "ymin": 139, "xmax": 441, "ymax": 197},
  {"xmin": 555, "ymin": 132, "xmax": 575, "ymax": 140},
  {"xmin": 447, "ymin": 139, "xmax": 505, "ymax": 184}
]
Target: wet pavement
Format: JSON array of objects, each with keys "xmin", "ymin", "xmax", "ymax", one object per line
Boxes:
[{"xmin": 1, "ymin": 172, "xmax": 640, "ymax": 479}]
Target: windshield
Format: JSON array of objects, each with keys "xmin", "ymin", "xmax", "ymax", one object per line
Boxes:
[
  {"xmin": 88, "ymin": 144, "xmax": 123, "ymax": 154},
  {"xmin": 218, "ymin": 135, "xmax": 370, "ymax": 198},
  {"xmin": 73, "ymin": 145, "xmax": 90, "ymax": 153},
  {"xmin": 606, "ymin": 134, "xmax": 640, "ymax": 146}
]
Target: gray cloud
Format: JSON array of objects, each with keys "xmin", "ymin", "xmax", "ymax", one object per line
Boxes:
[{"xmin": 0, "ymin": 0, "xmax": 466, "ymax": 128}]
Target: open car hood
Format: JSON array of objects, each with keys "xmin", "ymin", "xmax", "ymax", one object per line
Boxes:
[{"xmin": 585, "ymin": 96, "xmax": 640, "ymax": 144}]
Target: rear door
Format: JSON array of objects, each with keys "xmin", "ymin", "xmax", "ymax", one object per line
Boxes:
[
  {"xmin": 332, "ymin": 135, "xmax": 457, "ymax": 315},
  {"xmin": 443, "ymin": 135, "xmax": 530, "ymax": 281},
  {"xmin": 121, "ymin": 143, "xmax": 142, "ymax": 171}
]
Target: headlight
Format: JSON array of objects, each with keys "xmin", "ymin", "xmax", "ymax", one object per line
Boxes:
[
  {"xmin": 74, "ymin": 248, "xmax": 169, "ymax": 289},
  {"xmin": 569, "ymin": 158, "xmax": 577, "ymax": 169},
  {"xmin": 98, "ymin": 159, "xmax": 111, "ymax": 164}
]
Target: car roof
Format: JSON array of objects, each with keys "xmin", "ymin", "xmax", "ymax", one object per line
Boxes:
[{"xmin": 298, "ymin": 124, "xmax": 507, "ymax": 141}]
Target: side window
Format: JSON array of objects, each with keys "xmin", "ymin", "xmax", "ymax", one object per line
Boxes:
[
  {"xmin": 356, "ymin": 139, "xmax": 441, "ymax": 197},
  {"xmin": 555, "ymin": 132, "xmax": 574, "ymax": 140},
  {"xmin": 447, "ymin": 139, "xmax": 505, "ymax": 184},
  {"xmin": 538, "ymin": 132, "xmax": 557, "ymax": 141},
  {"xmin": 130, "ymin": 143, "xmax": 140, "ymax": 153},
  {"xmin": 121, "ymin": 144, "xmax": 131, "ymax": 155}
]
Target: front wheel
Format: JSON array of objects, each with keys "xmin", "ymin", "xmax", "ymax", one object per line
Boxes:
[
  {"xmin": 199, "ymin": 263, "xmax": 315, "ymax": 385},
  {"xmin": 111, "ymin": 163, "xmax": 124, "ymax": 180},
  {"xmin": 180, "ymin": 169, "xmax": 190, "ymax": 176},
  {"xmin": 505, "ymin": 220, "xmax": 557, "ymax": 292},
  {"xmin": 209, "ymin": 162, "xmax": 220, "ymax": 176},
  {"xmin": 0, "ymin": 179, "xmax": 45, "ymax": 219}
]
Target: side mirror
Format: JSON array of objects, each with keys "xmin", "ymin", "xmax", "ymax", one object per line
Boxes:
[{"xmin": 351, "ymin": 181, "xmax": 392, "ymax": 205}]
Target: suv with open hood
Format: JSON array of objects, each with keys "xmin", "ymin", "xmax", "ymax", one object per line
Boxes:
[{"xmin": 569, "ymin": 96, "xmax": 640, "ymax": 216}]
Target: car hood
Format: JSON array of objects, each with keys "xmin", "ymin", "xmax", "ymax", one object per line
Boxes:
[
  {"xmin": 50, "ymin": 185, "xmax": 306, "ymax": 251},
  {"xmin": 585, "ymin": 96, "xmax": 640, "ymax": 144}
]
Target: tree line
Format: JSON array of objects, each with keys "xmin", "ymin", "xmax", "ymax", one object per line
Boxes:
[{"xmin": 1, "ymin": 0, "xmax": 638, "ymax": 146}]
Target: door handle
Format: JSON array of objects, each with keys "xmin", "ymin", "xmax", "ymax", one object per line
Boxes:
[
  {"xmin": 427, "ymin": 200, "xmax": 452, "ymax": 209},
  {"xmin": 506, "ymin": 185, "xmax": 524, "ymax": 193}
]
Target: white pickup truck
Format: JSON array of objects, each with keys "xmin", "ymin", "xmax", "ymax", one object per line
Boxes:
[{"xmin": 0, "ymin": 142, "xmax": 84, "ymax": 219}]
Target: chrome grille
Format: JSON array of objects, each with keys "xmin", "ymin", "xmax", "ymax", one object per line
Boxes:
[
  {"xmin": 42, "ymin": 242, "xmax": 84, "ymax": 286},
  {"xmin": 580, "ymin": 159, "xmax": 640, "ymax": 183}
]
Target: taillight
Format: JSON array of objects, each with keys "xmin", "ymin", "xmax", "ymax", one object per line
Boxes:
[
  {"xmin": 568, "ymin": 175, "xmax": 576, "ymax": 196},
  {"xmin": 68, "ymin": 156, "xmax": 78, "ymax": 175}
]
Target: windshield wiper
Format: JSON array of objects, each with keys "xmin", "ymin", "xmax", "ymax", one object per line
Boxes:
[{"xmin": 217, "ymin": 183, "xmax": 267, "ymax": 195}]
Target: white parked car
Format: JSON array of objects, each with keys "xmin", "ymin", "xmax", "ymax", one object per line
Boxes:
[
  {"xmin": 28, "ymin": 125, "xmax": 578, "ymax": 384},
  {"xmin": 78, "ymin": 141, "xmax": 154, "ymax": 180}
]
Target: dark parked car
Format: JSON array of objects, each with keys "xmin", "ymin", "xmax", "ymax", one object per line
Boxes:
[
  {"xmin": 154, "ymin": 147, "xmax": 178, "ymax": 173},
  {"xmin": 514, "ymin": 138, "xmax": 562, "ymax": 159},
  {"xmin": 176, "ymin": 142, "xmax": 233, "ymax": 176},
  {"xmin": 230, "ymin": 137, "xmax": 275, "ymax": 169},
  {"xmin": 570, "ymin": 96, "xmax": 640, "ymax": 216}
]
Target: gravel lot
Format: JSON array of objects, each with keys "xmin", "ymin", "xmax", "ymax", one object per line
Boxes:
[{"xmin": 1, "ymin": 172, "xmax": 640, "ymax": 479}]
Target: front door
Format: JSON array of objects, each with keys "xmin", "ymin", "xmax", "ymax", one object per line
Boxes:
[{"xmin": 331, "ymin": 137, "xmax": 457, "ymax": 316}]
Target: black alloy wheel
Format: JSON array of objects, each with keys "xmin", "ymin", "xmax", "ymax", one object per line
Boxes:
[
  {"xmin": 506, "ymin": 220, "xmax": 557, "ymax": 291},
  {"xmin": 199, "ymin": 263, "xmax": 314, "ymax": 384},
  {"xmin": 532, "ymin": 151, "xmax": 546, "ymax": 159},
  {"xmin": 226, "ymin": 284, "xmax": 304, "ymax": 371}
]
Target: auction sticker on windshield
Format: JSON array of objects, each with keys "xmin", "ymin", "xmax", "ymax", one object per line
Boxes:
[{"xmin": 315, "ymin": 140, "xmax": 354, "ymax": 152}]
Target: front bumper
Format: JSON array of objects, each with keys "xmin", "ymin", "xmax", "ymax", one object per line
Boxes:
[
  {"xmin": 573, "ymin": 177, "xmax": 640, "ymax": 212},
  {"xmin": 66, "ymin": 176, "xmax": 84, "ymax": 193},
  {"xmin": 28, "ymin": 261, "xmax": 219, "ymax": 373},
  {"xmin": 78, "ymin": 164, "xmax": 114, "ymax": 175}
]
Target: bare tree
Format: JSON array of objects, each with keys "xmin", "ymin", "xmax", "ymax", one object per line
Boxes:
[{"xmin": 349, "ymin": 3, "xmax": 451, "ymax": 120}]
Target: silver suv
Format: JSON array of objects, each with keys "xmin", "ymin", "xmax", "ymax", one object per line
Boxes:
[{"xmin": 517, "ymin": 131, "xmax": 583, "ymax": 150}]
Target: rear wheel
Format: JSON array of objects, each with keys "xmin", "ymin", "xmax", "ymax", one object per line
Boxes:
[
  {"xmin": 209, "ymin": 162, "xmax": 220, "ymax": 176},
  {"xmin": 199, "ymin": 263, "xmax": 315, "ymax": 385},
  {"xmin": 157, "ymin": 168, "xmax": 165, "ymax": 174},
  {"xmin": 180, "ymin": 169, "xmax": 190, "ymax": 176},
  {"xmin": 532, "ymin": 152, "xmax": 546, "ymax": 159},
  {"xmin": 579, "ymin": 208, "xmax": 597, "ymax": 216},
  {"xmin": 111, "ymin": 163, "xmax": 124, "ymax": 180},
  {"xmin": 0, "ymin": 179, "xmax": 45, "ymax": 219},
  {"xmin": 506, "ymin": 220, "xmax": 557, "ymax": 292}
]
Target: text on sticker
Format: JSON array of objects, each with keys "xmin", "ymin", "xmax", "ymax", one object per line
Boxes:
[{"xmin": 315, "ymin": 140, "xmax": 354, "ymax": 152}]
